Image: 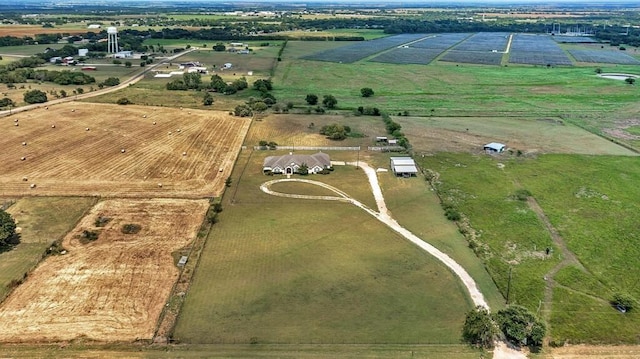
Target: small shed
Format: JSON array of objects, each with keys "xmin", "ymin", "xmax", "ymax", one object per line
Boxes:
[
  {"xmin": 390, "ymin": 157, "xmax": 418, "ymax": 177},
  {"xmin": 177, "ymin": 256, "xmax": 188, "ymax": 267},
  {"xmin": 375, "ymin": 136, "xmax": 388, "ymax": 143},
  {"xmin": 484, "ymin": 142, "xmax": 506, "ymax": 153},
  {"xmin": 78, "ymin": 48, "xmax": 89, "ymax": 57}
]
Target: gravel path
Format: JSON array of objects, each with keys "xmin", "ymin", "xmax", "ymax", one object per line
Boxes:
[{"xmin": 261, "ymin": 162, "xmax": 528, "ymax": 358}]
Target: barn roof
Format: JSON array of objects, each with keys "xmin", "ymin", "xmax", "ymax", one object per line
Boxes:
[{"xmin": 394, "ymin": 165, "xmax": 418, "ymax": 173}]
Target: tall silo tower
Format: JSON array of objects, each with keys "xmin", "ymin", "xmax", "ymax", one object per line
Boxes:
[{"xmin": 107, "ymin": 27, "xmax": 119, "ymax": 54}]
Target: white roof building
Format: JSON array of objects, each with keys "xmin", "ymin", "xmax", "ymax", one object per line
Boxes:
[
  {"xmin": 390, "ymin": 157, "xmax": 418, "ymax": 177},
  {"xmin": 484, "ymin": 142, "xmax": 506, "ymax": 153}
]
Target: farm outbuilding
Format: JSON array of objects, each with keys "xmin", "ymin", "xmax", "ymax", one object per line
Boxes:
[
  {"xmin": 390, "ymin": 157, "xmax": 418, "ymax": 177},
  {"xmin": 263, "ymin": 152, "xmax": 331, "ymax": 175},
  {"xmin": 484, "ymin": 142, "xmax": 506, "ymax": 153}
]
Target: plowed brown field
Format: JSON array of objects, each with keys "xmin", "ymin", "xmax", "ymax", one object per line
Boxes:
[
  {"xmin": 0, "ymin": 198, "xmax": 209, "ymax": 342},
  {"xmin": 1, "ymin": 102, "xmax": 250, "ymax": 198}
]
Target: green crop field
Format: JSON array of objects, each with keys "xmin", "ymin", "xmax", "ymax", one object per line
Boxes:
[
  {"xmin": 418, "ymin": 153, "xmax": 640, "ymax": 343},
  {"xmin": 0, "ymin": 197, "xmax": 96, "ymax": 302},
  {"xmin": 173, "ymin": 149, "xmax": 477, "ymax": 345}
]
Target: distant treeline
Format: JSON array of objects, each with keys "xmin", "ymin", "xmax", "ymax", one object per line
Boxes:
[{"xmin": 1, "ymin": 17, "xmax": 638, "ymax": 49}]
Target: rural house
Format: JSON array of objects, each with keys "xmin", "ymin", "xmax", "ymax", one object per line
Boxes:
[
  {"xmin": 483, "ymin": 142, "xmax": 506, "ymax": 153},
  {"xmin": 390, "ymin": 157, "xmax": 418, "ymax": 177},
  {"xmin": 263, "ymin": 152, "xmax": 331, "ymax": 175}
]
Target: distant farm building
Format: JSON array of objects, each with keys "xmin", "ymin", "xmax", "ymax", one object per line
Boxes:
[
  {"xmin": 263, "ymin": 152, "xmax": 331, "ymax": 175},
  {"xmin": 390, "ymin": 157, "xmax": 418, "ymax": 177},
  {"xmin": 114, "ymin": 51, "xmax": 133, "ymax": 59},
  {"xmin": 376, "ymin": 136, "xmax": 388, "ymax": 143},
  {"xmin": 179, "ymin": 61, "xmax": 202, "ymax": 68},
  {"xmin": 484, "ymin": 142, "xmax": 506, "ymax": 153},
  {"xmin": 187, "ymin": 66, "xmax": 208, "ymax": 74},
  {"xmin": 78, "ymin": 48, "xmax": 89, "ymax": 57},
  {"xmin": 87, "ymin": 24, "xmax": 101, "ymax": 29},
  {"xmin": 230, "ymin": 42, "xmax": 245, "ymax": 47}
]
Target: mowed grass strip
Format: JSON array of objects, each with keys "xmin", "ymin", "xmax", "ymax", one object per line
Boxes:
[
  {"xmin": 0, "ymin": 197, "xmax": 96, "ymax": 301},
  {"xmin": 174, "ymin": 151, "xmax": 473, "ymax": 344}
]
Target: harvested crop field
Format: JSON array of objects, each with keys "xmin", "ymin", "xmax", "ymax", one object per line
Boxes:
[
  {"xmin": 0, "ymin": 198, "xmax": 209, "ymax": 343},
  {"xmin": 0, "ymin": 102, "xmax": 250, "ymax": 198}
]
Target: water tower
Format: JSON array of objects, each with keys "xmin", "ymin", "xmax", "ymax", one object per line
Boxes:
[{"xmin": 107, "ymin": 27, "xmax": 118, "ymax": 54}]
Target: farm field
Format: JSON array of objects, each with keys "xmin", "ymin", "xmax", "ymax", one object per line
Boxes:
[
  {"xmin": 0, "ymin": 102, "xmax": 248, "ymax": 198},
  {"xmin": 0, "ymin": 197, "xmax": 96, "ymax": 302},
  {"xmin": 173, "ymin": 149, "xmax": 477, "ymax": 344},
  {"xmin": 418, "ymin": 153, "xmax": 640, "ymax": 343},
  {"xmin": 0, "ymin": 198, "xmax": 209, "ymax": 342},
  {"xmin": 396, "ymin": 116, "xmax": 637, "ymax": 155}
]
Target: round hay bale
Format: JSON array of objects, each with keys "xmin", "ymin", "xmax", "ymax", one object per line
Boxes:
[
  {"xmin": 121, "ymin": 149, "xmax": 126, "ymax": 153},
  {"xmin": 71, "ymin": 109, "xmax": 75, "ymax": 112},
  {"xmin": 143, "ymin": 114, "xmax": 147, "ymax": 118},
  {"xmin": 14, "ymin": 123, "xmax": 19, "ymax": 127},
  {"xmin": 22, "ymin": 142, "xmax": 27, "ymax": 146},
  {"xmin": 168, "ymin": 131, "xmax": 172, "ymax": 135},
  {"xmin": 45, "ymin": 106, "xmax": 48, "ymax": 110},
  {"xmin": 14, "ymin": 119, "xmax": 18, "ymax": 122},
  {"xmin": 152, "ymin": 121, "xmax": 156, "ymax": 125},
  {"xmin": 15, "ymin": 227, "xmax": 22, "ymax": 234},
  {"xmin": 86, "ymin": 127, "xmax": 90, "ymax": 131},
  {"xmin": 30, "ymin": 183, "xmax": 36, "ymax": 189},
  {"xmin": 51, "ymin": 124, "xmax": 56, "ymax": 128},
  {"xmin": 20, "ymin": 156, "xmax": 26, "ymax": 161},
  {"xmin": 22, "ymin": 176, "xmax": 28, "ymax": 181},
  {"xmin": 158, "ymin": 183, "xmax": 163, "ymax": 188},
  {"xmin": 188, "ymin": 111, "xmax": 191, "ymax": 115},
  {"xmin": 177, "ymin": 129, "xmax": 181, "ymax": 132},
  {"xmin": 182, "ymin": 151, "xmax": 187, "ymax": 156}
]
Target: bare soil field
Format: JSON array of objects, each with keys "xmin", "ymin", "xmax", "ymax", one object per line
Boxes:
[
  {"xmin": 0, "ymin": 198, "xmax": 209, "ymax": 343},
  {"xmin": 0, "ymin": 25, "xmax": 87, "ymax": 37},
  {"xmin": 0, "ymin": 102, "xmax": 250, "ymax": 198}
]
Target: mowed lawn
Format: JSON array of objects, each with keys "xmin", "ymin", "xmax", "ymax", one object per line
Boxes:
[
  {"xmin": 174, "ymin": 150, "xmax": 474, "ymax": 344},
  {"xmin": 0, "ymin": 197, "xmax": 96, "ymax": 301},
  {"xmin": 419, "ymin": 153, "xmax": 640, "ymax": 343}
]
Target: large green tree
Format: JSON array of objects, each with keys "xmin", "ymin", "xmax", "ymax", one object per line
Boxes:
[
  {"xmin": 462, "ymin": 306, "xmax": 498, "ymax": 348},
  {"xmin": 322, "ymin": 94, "xmax": 337, "ymax": 109},
  {"xmin": 23, "ymin": 89, "xmax": 47, "ymax": 104},
  {"xmin": 494, "ymin": 305, "xmax": 546, "ymax": 347},
  {"xmin": 0, "ymin": 209, "xmax": 17, "ymax": 246}
]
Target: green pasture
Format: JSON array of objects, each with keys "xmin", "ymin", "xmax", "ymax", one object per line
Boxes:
[
  {"xmin": 174, "ymin": 150, "xmax": 474, "ymax": 344},
  {"xmin": 397, "ymin": 116, "xmax": 637, "ymax": 155},
  {"xmin": 418, "ymin": 153, "xmax": 640, "ymax": 342},
  {"xmin": 272, "ymin": 57, "xmax": 640, "ymax": 117},
  {"xmin": 0, "ymin": 44, "xmax": 62, "ymax": 56},
  {"xmin": 0, "ymin": 197, "xmax": 95, "ymax": 302}
]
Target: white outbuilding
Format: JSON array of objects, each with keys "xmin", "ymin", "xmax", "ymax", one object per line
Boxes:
[{"xmin": 390, "ymin": 157, "xmax": 418, "ymax": 177}]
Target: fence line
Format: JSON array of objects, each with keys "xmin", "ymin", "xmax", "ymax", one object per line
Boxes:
[
  {"xmin": 253, "ymin": 146, "xmax": 361, "ymax": 151},
  {"xmin": 367, "ymin": 146, "xmax": 405, "ymax": 151}
]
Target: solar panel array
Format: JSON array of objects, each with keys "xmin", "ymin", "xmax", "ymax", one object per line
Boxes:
[
  {"xmin": 569, "ymin": 50, "xmax": 640, "ymax": 65},
  {"xmin": 508, "ymin": 34, "xmax": 573, "ymax": 66}
]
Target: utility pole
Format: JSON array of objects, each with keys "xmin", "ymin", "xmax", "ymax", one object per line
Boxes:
[{"xmin": 506, "ymin": 267, "xmax": 513, "ymax": 304}]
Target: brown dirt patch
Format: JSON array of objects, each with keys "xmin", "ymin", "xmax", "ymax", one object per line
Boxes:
[
  {"xmin": 603, "ymin": 119, "xmax": 640, "ymax": 140},
  {"xmin": 0, "ymin": 198, "xmax": 209, "ymax": 343},
  {"xmin": 0, "ymin": 25, "xmax": 87, "ymax": 37},
  {"xmin": 547, "ymin": 344, "xmax": 640, "ymax": 358},
  {"xmin": 0, "ymin": 102, "xmax": 250, "ymax": 198}
]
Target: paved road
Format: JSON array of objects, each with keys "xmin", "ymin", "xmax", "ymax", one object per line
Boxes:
[{"xmin": 0, "ymin": 49, "xmax": 195, "ymax": 118}]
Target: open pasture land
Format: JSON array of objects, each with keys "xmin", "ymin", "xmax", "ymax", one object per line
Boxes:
[
  {"xmin": 244, "ymin": 113, "xmax": 390, "ymax": 148},
  {"xmin": 0, "ymin": 198, "xmax": 209, "ymax": 342},
  {"xmin": 419, "ymin": 153, "xmax": 640, "ymax": 343},
  {"xmin": 171, "ymin": 47, "xmax": 280, "ymax": 78},
  {"xmin": 174, "ymin": 150, "xmax": 473, "ymax": 344},
  {"xmin": 0, "ymin": 197, "xmax": 96, "ymax": 302},
  {"xmin": 273, "ymin": 56, "xmax": 640, "ymax": 118},
  {"xmin": 302, "ymin": 33, "xmax": 428, "ymax": 63},
  {"xmin": 0, "ymin": 102, "xmax": 249, "ymax": 198},
  {"xmin": 509, "ymin": 34, "xmax": 573, "ymax": 66},
  {"xmin": 0, "ymin": 25, "xmax": 87, "ymax": 38},
  {"xmin": 397, "ymin": 116, "xmax": 637, "ymax": 155},
  {"xmin": 569, "ymin": 49, "xmax": 640, "ymax": 65}
]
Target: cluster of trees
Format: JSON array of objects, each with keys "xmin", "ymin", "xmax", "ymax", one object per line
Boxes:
[
  {"xmin": 23, "ymin": 89, "xmax": 48, "ymax": 104},
  {"xmin": 0, "ymin": 97, "xmax": 15, "ymax": 109},
  {"xmin": 320, "ymin": 123, "xmax": 352, "ymax": 140},
  {"xmin": 0, "ymin": 209, "xmax": 17, "ymax": 247},
  {"xmin": 305, "ymin": 94, "xmax": 338, "ymax": 109},
  {"xmin": 381, "ymin": 113, "xmax": 409, "ymax": 149},
  {"xmin": 355, "ymin": 106, "xmax": 380, "ymax": 116},
  {"xmin": 462, "ymin": 305, "xmax": 546, "ymax": 349}
]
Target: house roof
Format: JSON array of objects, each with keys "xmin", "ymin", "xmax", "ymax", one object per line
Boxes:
[
  {"xmin": 484, "ymin": 142, "xmax": 505, "ymax": 151},
  {"xmin": 263, "ymin": 152, "xmax": 331, "ymax": 170}
]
